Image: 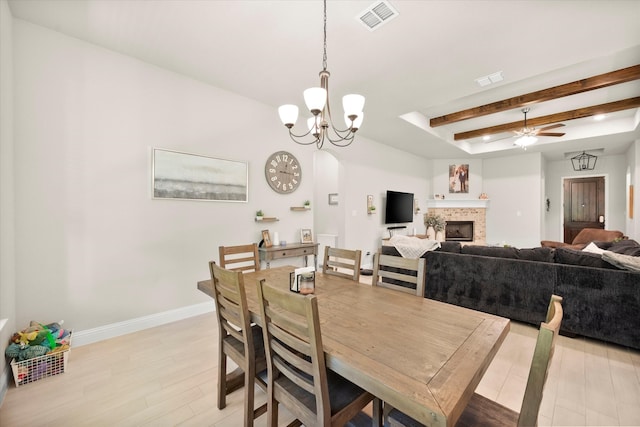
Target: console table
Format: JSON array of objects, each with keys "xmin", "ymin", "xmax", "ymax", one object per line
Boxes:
[{"xmin": 258, "ymin": 242, "xmax": 319, "ymax": 269}]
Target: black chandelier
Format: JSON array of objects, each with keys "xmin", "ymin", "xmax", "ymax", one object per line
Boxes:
[
  {"xmin": 278, "ymin": 0, "xmax": 365, "ymax": 149},
  {"xmin": 571, "ymin": 151, "xmax": 598, "ymax": 171}
]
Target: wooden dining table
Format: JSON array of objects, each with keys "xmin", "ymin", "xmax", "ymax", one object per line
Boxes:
[{"xmin": 197, "ymin": 266, "xmax": 510, "ymax": 427}]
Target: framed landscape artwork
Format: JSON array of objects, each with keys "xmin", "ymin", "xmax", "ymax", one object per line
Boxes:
[
  {"xmin": 152, "ymin": 148, "xmax": 248, "ymax": 202},
  {"xmin": 449, "ymin": 164, "xmax": 469, "ymax": 194}
]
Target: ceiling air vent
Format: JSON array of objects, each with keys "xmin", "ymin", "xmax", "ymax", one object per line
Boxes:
[{"xmin": 356, "ymin": 1, "xmax": 399, "ymax": 31}]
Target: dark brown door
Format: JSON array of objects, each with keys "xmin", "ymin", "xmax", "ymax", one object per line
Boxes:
[{"xmin": 563, "ymin": 176, "xmax": 605, "ymax": 243}]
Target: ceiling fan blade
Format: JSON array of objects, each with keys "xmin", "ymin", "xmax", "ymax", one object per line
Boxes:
[
  {"xmin": 538, "ymin": 123, "xmax": 565, "ymax": 132},
  {"xmin": 537, "ymin": 132, "xmax": 565, "ymax": 137}
]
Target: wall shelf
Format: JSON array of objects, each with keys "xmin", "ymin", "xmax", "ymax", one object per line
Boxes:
[
  {"xmin": 255, "ymin": 217, "xmax": 279, "ymax": 222},
  {"xmin": 290, "ymin": 207, "xmax": 311, "ymax": 211}
]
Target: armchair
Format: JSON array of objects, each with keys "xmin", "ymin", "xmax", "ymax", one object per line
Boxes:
[{"xmin": 541, "ymin": 228, "xmax": 624, "ymax": 250}]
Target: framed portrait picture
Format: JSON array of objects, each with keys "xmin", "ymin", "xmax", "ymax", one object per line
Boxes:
[
  {"xmin": 300, "ymin": 228, "xmax": 313, "ymax": 243},
  {"xmin": 449, "ymin": 164, "xmax": 469, "ymax": 194},
  {"xmin": 262, "ymin": 229, "xmax": 272, "ymax": 248},
  {"xmin": 152, "ymin": 148, "xmax": 248, "ymax": 202}
]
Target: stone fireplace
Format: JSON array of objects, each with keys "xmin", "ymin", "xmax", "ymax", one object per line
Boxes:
[{"xmin": 425, "ymin": 200, "xmax": 488, "ymax": 245}]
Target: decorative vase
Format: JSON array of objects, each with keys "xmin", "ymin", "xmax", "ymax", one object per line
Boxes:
[
  {"xmin": 436, "ymin": 230, "xmax": 445, "ymax": 242},
  {"xmin": 426, "ymin": 226, "xmax": 435, "ymax": 240}
]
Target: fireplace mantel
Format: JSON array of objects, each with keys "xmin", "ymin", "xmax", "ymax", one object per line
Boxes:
[{"xmin": 426, "ymin": 199, "xmax": 489, "ymax": 209}]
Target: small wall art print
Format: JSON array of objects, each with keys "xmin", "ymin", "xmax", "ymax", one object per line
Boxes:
[
  {"xmin": 449, "ymin": 164, "xmax": 469, "ymax": 194},
  {"xmin": 152, "ymin": 148, "xmax": 248, "ymax": 202}
]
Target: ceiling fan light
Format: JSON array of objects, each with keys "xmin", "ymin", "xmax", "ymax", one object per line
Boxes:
[
  {"xmin": 303, "ymin": 87, "xmax": 327, "ymax": 115},
  {"xmin": 278, "ymin": 104, "xmax": 299, "ymax": 127},
  {"xmin": 515, "ymin": 135, "xmax": 537, "ymax": 148},
  {"xmin": 342, "ymin": 94, "xmax": 365, "ymax": 116}
]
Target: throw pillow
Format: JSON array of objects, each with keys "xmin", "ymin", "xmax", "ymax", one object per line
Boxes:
[{"xmin": 583, "ymin": 242, "xmax": 606, "ymax": 255}]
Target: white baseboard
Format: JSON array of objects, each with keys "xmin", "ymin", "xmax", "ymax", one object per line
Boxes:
[{"xmin": 71, "ymin": 302, "xmax": 214, "ymax": 347}]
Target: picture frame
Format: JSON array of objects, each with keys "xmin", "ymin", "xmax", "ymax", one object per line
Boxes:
[
  {"xmin": 262, "ymin": 229, "xmax": 272, "ymax": 248},
  {"xmin": 152, "ymin": 148, "xmax": 248, "ymax": 202},
  {"xmin": 300, "ymin": 228, "xmax": 313, "ymax": 244},
  {"xmin": 449, "ymin": 164, "xmax": 469, "ymax": 194},
  {"xmin": 328, "ymin": 193, "xmax": 339, "ymax": 205}
]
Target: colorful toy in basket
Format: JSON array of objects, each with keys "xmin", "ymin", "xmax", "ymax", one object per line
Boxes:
[{"xmin": 5, "ymin": 320, "xmax": 71, "ymax": 361}]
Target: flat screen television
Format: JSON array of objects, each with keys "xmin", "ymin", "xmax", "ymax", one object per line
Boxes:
[{"xmin": 385, "ymin": 190, "xmax": 414, "ymax": 224}]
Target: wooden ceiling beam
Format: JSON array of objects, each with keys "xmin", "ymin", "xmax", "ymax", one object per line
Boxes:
[
  {"xmin": 453, "ymin": 97, "xmax": 640, "ymax": 141},
  {"xmin": 430, "ymin": 64, "xmax": 640, "ymax": 127}
]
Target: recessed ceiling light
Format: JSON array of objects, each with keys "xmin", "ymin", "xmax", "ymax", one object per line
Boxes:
[
  {"xmin": 594, "ymin": 114, "xmax": 606, "ymax": 121},
  {"xmin": 482, "ymin": 135, "xmax": 491, "ymax": 141}
]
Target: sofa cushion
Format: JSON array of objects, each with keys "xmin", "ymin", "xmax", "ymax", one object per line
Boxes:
[
  {"xmin": 607, "ymin": 239, "xmax": 640, "ymax": 256},
  {"xmin": 438, "ymin": 241, "xmax": 461, "ymax": 253},
  {"xmin": 460, "ymin": 245, "xmax": 555, "ymax": 263},
  {"xmin": 554, "ymin": 247, "xmax": 618, "ymax": 269}
]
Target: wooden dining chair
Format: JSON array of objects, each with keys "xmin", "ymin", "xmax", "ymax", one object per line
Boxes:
[
  {"xmin": 256, "ymin": 279, "xmax": 379, "ymax": 427},
  {"xmin": 322, "ymin": 246, "xmax": 362, "ymax": 281},
  {"xmin": 219, "ymin": 243, "xmax": 261, "ymax": 273},
  {"xmin": 386, "ymin": 294, "xmax": 564, "ymax": 427},
  {"xmin": 209, "ymin": 261, "xmax": 267, "ymax": 427},
  {"xmin": 371, "ymin": 251, "xmax": 426, "ymax": 297}
]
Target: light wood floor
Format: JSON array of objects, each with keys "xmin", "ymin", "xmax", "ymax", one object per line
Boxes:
[{"xmin": 1, "ymin": 309, "xmax": 639, "ymax": 426}]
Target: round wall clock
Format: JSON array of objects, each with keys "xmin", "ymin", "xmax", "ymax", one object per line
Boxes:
[{"xmin": 264, "ymin": 151, "xmax": 302, "ymax": 194}]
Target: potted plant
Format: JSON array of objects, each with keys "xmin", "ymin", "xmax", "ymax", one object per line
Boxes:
[
  {"xmin": 304, "ymin": 200, "xmax": 311, "ymax": 209},
  {"xmin": 368, "ymin": 205, "xmax": 376, "ymax": 214},
  {"xmin": 424, "ymin": 214, "xmax": 446, "ymax": 240},
  {"xmin": 256, "ymin": 210, "xmax": 264, "ymax": 221}
]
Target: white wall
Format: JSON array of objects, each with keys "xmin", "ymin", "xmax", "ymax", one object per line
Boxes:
[
  {"xmin": 626, "ymin": 140, "xmax": 640, "ymax": 239},
  {"xmin": 483, "ymin": 153, "xmax": 544, "ymax": 248},
  {"xmin": 544, "ymin": 154, "xmax": 628, "ymax": 242},
  {"xmin": 10, "ymin": 19, "xmax": 430, "ymax": 333},
  {"xmin": 0, "ymin": 0, "xmax": 16, "ymax": 400},
  {"xmin": 333, "ymin": 144, "xmax": 430, "ymax": 268},
  {"xmin": 431, "ymin": 158, "xmax": 483, "ymax": 199}
]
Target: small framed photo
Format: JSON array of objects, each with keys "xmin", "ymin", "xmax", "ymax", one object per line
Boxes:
[
  {"xmin": 328, "ymin": 193, "xmax": 339, "ymax": 205},
  {"xmin": 300, "ymin": 228, "xmax": 313, "ymax": 243},
  {"xmin": 262, "ymin": 229, "xmax": 272, "ymax": 248}
]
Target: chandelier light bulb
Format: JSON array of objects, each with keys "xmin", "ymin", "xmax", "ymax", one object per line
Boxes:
[
  {"xmin": 278, "ymin": 104, "xmax": 299, "ymax": 128},
  {"xmin": 515, "ymin": 135, "xmax": 537, "ymax": 148},
  {"xmin": 303, "ymin": 87, "xmax": 327, "ymax": 115},
  {"xmin": 342, "ymin": 94, "xmax": 365, "ymax": 117}
]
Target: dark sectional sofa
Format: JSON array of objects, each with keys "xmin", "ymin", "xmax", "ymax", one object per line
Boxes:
[{"xmin": 381, "ymin": 240, "xmax": 640, "ymax": 350}]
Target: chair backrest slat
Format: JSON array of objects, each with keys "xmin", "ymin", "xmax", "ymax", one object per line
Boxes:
[
  {"xmin": 372, "ymin": 252, "xmax": 426, "ymax": 297},
  {"xmin": 219, "ymin": 243, "xmax": 260, "ymax": 273},
  {"xmin": 518, "ymin": 294, "xmax": 563, "ymax": 426},
  {"xmin": 322, "ymin": 246, "xmax": 362, "ymax": 281}
]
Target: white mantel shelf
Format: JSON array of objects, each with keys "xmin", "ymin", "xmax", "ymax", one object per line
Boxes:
[{"xmin": 426, "ymin": 199, "xmax": 490, "ymax": 209}]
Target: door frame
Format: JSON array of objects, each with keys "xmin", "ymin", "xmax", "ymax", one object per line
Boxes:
[{"xmin": 558, "ymin": 173, "xmax": 609, "ymax": 241}]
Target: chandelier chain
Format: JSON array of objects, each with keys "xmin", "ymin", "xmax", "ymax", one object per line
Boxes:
[{"xmin": 322, "ymin": 0, "xmax": 328, "ymax": 71}]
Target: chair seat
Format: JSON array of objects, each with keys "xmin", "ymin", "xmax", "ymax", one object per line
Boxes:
[
  {"xmin": 275, "ymin": 369, "xmax": 371, "ymax": 419},
  {"xmin": 387, "ymin": 393, "xmax": 519, "ymax": 427},
  {"xmin": 223, "ymin": 324, "xmax": 267, "ymax": 373}
]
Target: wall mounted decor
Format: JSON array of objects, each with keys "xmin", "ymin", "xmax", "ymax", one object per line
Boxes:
[
  {"xmin": 328, "ymin": 193, "xmax": 339, "ymax": 205},
  {"xmin": 152, "ymin": 148, "xmax": 248, "ymax": 202},
  {"xmin": 449, "ymin": 164, "xmax": 469, "ymax": 194}
]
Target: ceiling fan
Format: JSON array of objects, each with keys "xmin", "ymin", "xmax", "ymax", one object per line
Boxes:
[{"xmin": 512, "ymin": 108, "xmax": 565, "ymax": 148}]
